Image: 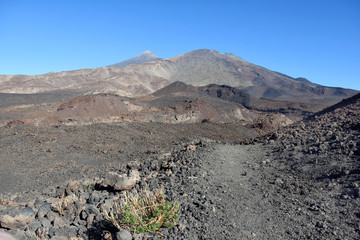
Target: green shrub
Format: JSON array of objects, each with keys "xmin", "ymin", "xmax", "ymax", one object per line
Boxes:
[{"xmin": 105, "ymin": 187, "xmax": 180, "ymax": 233}]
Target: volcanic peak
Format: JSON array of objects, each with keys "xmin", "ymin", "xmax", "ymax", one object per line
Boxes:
[{"xmin": 111, "ymin": 51, "xmax": 161, "ymax": 68}]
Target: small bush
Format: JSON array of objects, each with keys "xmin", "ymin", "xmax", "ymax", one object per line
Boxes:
[{"xmin": 105, "ymin": 187, "xmax": 180, "ymax": 233}]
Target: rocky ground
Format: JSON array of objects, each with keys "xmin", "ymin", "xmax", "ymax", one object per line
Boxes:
[
  {"xmin": 0, "ymin": 122, "xmax": 257, "ymax": 195},
  {"xmin": 0, "ymin": 94, "xmax": 359, "ymax": 239}
]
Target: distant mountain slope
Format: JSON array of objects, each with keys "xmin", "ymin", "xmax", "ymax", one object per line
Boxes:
[
  {"xmin": 198, "ymin": 83, "xmax": 324, "ymax": 114},
  {"xmin": 110, "ymin": 51, "xmax": 161, "ymax": 67},
  {"xmin": 0, "ymin": 49, "xmax": 357, "ymax": 104},
  {"xmin": 0, "ymin": 66, "xmax": 171, "ymax": 97},
  {"xmin": 168, "ymin": 49, "xmax": 358, "ymax": 103}
]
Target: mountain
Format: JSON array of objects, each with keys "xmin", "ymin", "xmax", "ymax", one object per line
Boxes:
[
  {"xmin": 0, "ymin": 49, "xmax": 357, "ymax": 104},
  {"xmin": 110, "ymin": 51, "xmax": 161, "ymax": 67},
  {"xmin": 167, "ymin": 49, "xmax": 358, "ymax": 103}
]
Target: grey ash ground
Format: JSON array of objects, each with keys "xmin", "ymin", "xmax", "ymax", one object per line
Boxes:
[{"xmin": 0, "ymin": 94, "xmax": 359, "ymax": 239}]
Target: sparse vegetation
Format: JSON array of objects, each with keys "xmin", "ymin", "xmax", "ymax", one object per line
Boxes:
[
  {"xmin": 0, "ymin": 197, "xmax": 9, "ymax": 206},
  {"xmin": 57, "ymin": 193, "xmax": 76, "ymax": 216},
  {"xmin": 105, "ymin": 187, "xmax": 180, "ymax": 233}
]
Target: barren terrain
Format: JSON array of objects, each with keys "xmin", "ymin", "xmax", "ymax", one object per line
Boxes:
[
  {"xmin": 0, "ymin": 93, "xmax": 359, "ymax": 240},
  {"xmin": 0, "ymin": 122, "xmax": 257, "ymax": 196}
]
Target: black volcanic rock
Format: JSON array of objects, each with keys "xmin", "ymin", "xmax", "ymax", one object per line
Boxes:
[
  {"xmin": 247, "ymin": 91, "xmax": 360, "ymax": 240},
  {"xmin": 198, "ymin": 84, "xmax": 252, "ymax": 107},
  {"xmin": 260, "ymin": 92, "xmax": 360, "ymax": 188}
]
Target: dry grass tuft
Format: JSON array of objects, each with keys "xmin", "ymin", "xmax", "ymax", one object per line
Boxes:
[
  {"xmin": 57, "ymin": 193, "xmax": 76, "ymax": 216},
  {"xmin": 34, "ymin": 228, "xmax": 48, "ymax": 240}
]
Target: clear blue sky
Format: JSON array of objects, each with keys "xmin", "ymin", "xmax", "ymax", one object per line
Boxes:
[{"xmin": 0, "ymin": 0, "xmax": 359, "ymax": 90}]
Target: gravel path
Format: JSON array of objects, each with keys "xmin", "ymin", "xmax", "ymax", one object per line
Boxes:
[
  {"xmin": 186, "ymin": 143, "xmax": 302, "ymax": 239},
  {"xmin": 182, "ymin": 142, "xmax": 359, "ymax": 240},
  {"xmin": 201, "ymin": 144, "xmax": 287, "ymax": 239}
]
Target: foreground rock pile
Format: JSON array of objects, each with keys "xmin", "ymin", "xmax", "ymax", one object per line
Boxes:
[
  {"xmin": 0, "ymin": 141, "xmax": 211, "ymax": 239},
  {"xmin": 263, "ymin": 93, "xmax": 360, "ymax": 186},
  {"xmin": 258, "ymin": 93, "xmax": 360, "ymax": 239}
]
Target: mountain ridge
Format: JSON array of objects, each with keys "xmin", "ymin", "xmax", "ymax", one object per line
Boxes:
[{"xmin": 0, "ymin": 49, "xmax": 357, "ymax": 105}]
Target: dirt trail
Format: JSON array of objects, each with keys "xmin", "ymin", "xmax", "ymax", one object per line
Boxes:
[
  {"xmin": 199, "ymin": 144, "xmax": 292, "ymax": 239},
  {"xmin": 196, "ymin": 143, "xmax": 359, "ymax": 240}
]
